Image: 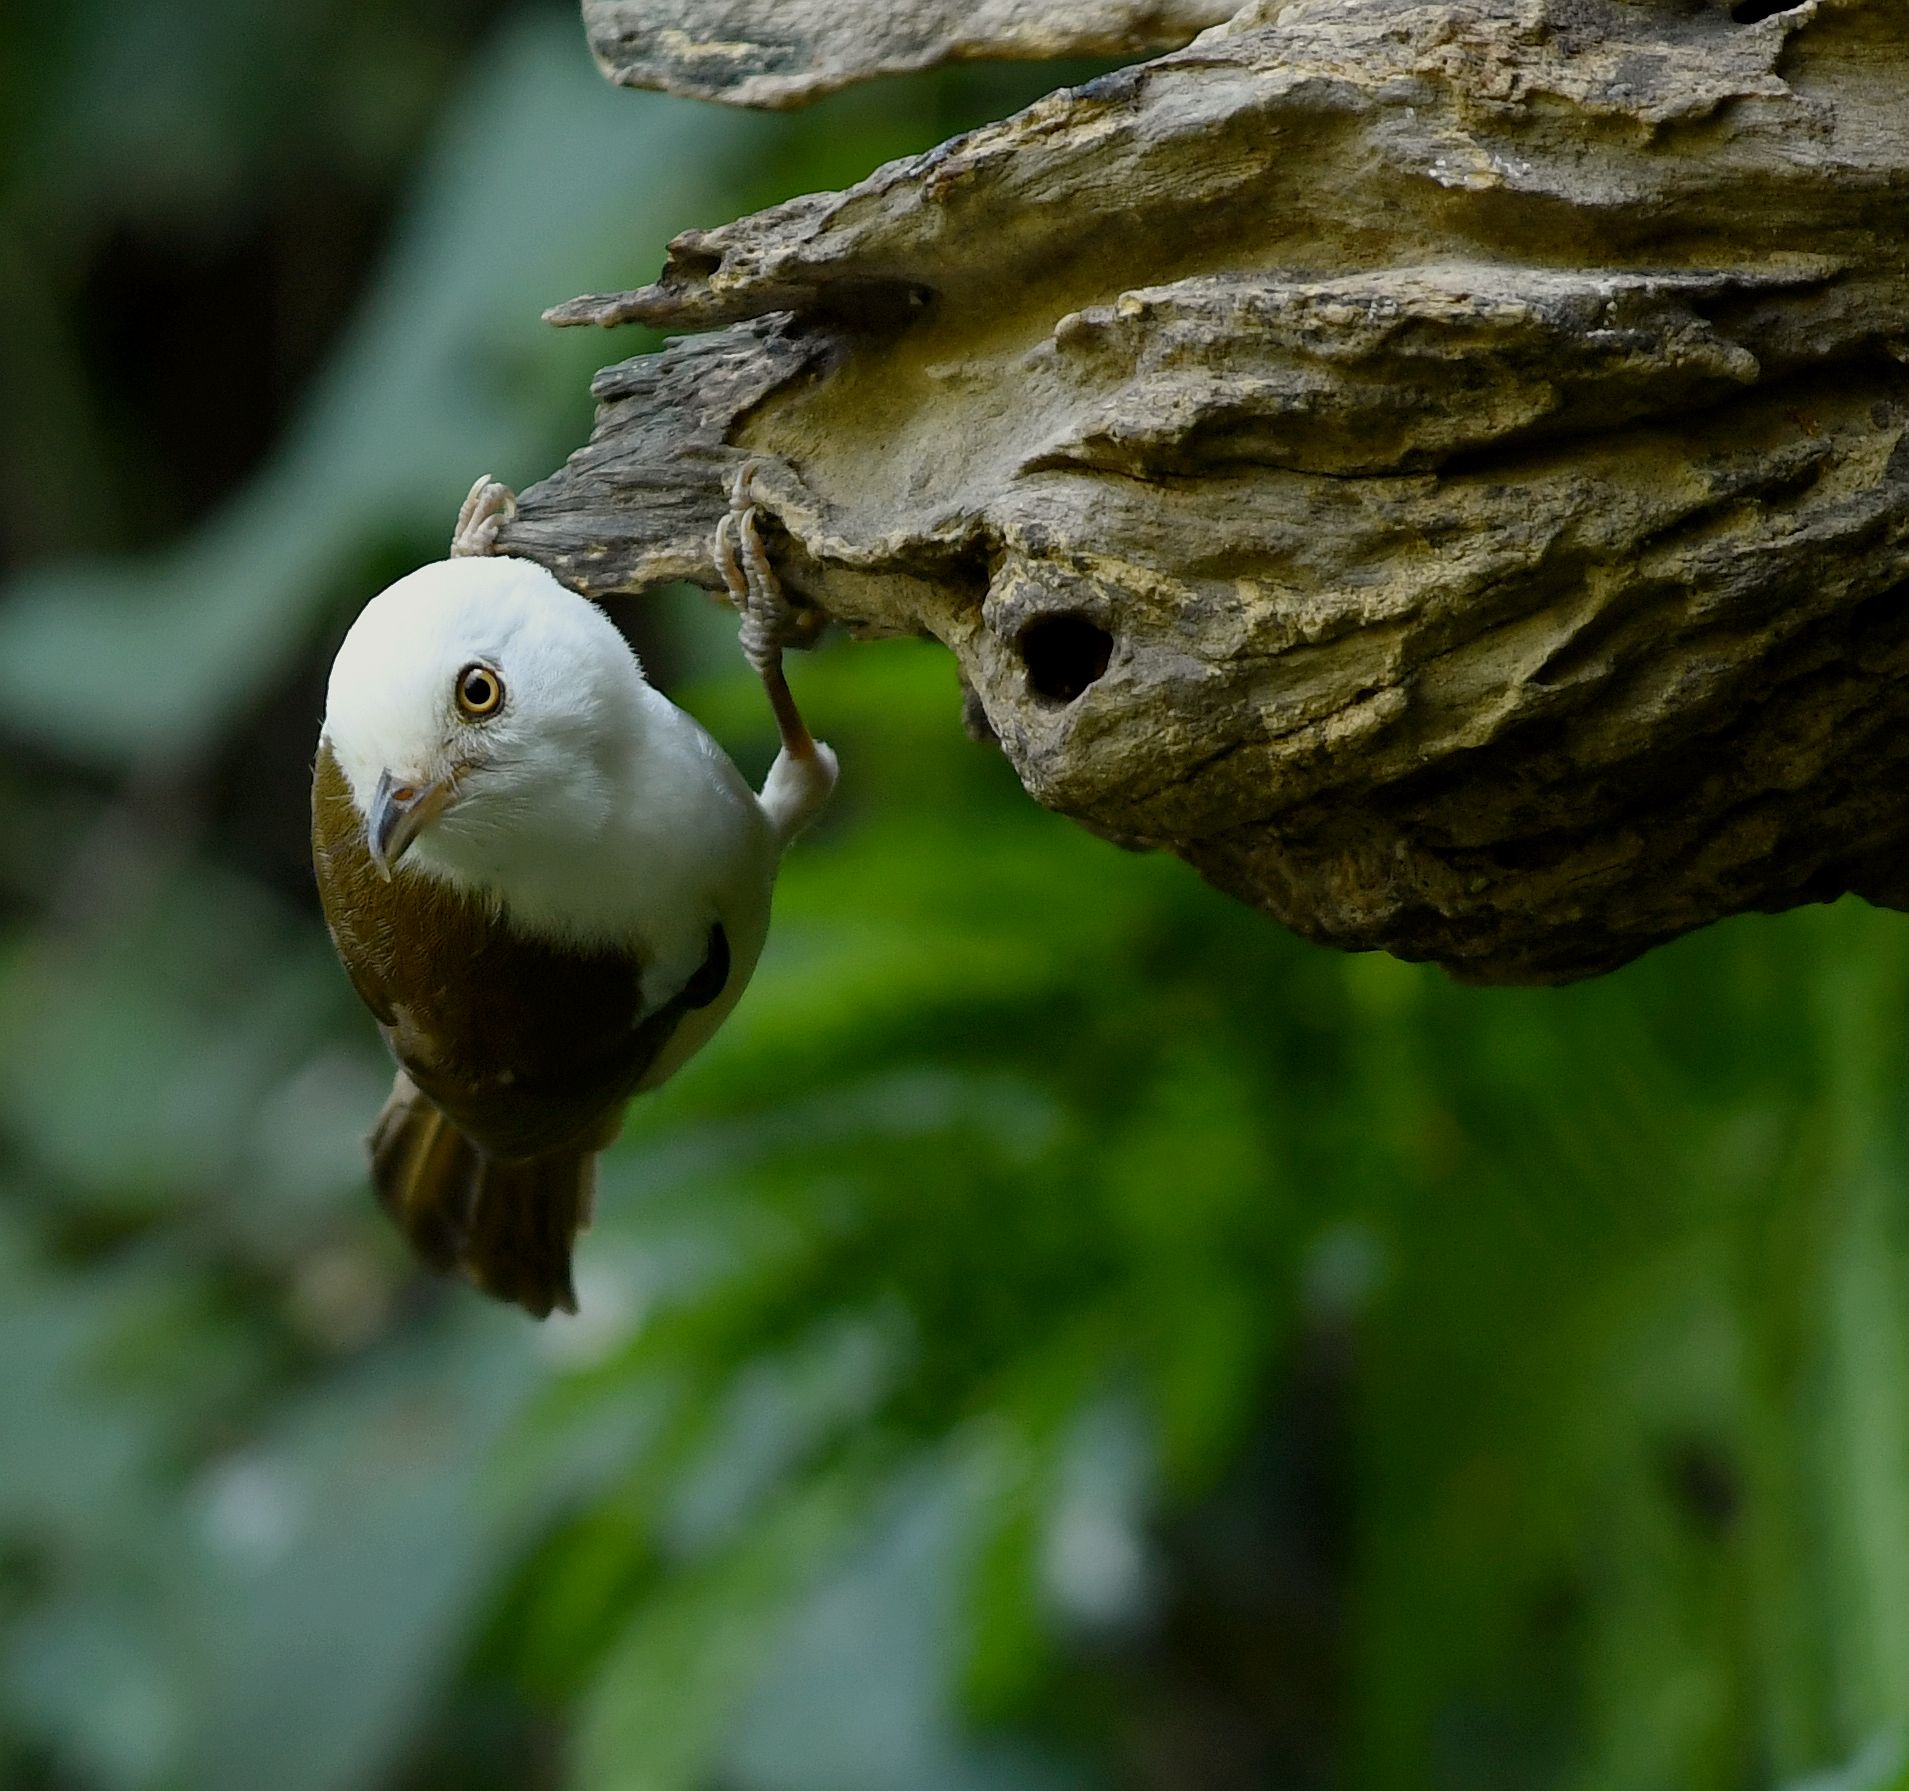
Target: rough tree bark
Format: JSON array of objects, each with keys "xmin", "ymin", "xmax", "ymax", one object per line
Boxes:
[
  {"xmin": 500, "ymin": 0, "xmax": 1909, "ymax": 984},
  {"xmin": 583, "ymin": 0, "xmax": 1238, "ymax": 107}
]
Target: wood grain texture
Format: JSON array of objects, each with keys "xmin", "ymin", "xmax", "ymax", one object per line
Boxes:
[
  {"xmin": 583, "ymin": 0, "xmax": 1236, "ymax": 108},
  {"xmin": 512, "ymin": 0, "xmax": 1909, "ymax": 983}
]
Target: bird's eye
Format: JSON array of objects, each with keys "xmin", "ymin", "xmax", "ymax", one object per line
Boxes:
[{"xmin": 454, "ymin": 663, "xmax": 504, "ymax": 718}]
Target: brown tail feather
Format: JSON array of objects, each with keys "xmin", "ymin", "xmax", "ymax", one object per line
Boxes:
[{"xmin": 368, "ymin": 1072, "xmax": 593, "ymax": 1319}]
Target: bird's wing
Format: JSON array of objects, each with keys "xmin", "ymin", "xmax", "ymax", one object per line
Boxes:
[
  {"xmin": 311, "ymin": 739, "xmax": 396, "ymax": 1026},
  {"xmin": 313, "ymin": 739, "xmax": 744, "ymax": 1309},
  {"xmin": 315, "ymin": 740, "xmax": 735, "ymax": 1157},
  {"xmin": 390, "ymin": 920, "xmax": 730, "ymax": 1160},
  {"xmin": 366, "ymin": 925, "xmax": 729, "ymax": 1318}
]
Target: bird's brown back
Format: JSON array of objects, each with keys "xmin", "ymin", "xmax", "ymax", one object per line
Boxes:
[{"xmin": 311, "ymin": 740, "xmax": 706, "ymax": 1160}]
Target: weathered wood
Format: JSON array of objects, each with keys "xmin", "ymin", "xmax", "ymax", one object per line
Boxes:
[
  {"xmin": 508, "ymin": 0, "xmax": 1909, "ymax": 983},
  {"xmin": 583, "ymin": 0, "xmax": 1236, "ymax": 109}
]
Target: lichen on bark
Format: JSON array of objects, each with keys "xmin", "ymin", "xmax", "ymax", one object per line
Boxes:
[{"xmin": 503, "ymin": 0, "xmax": 1909, "ymax": 983}]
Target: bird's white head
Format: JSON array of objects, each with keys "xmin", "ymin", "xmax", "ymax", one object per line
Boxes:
[{"xmin": 322, "ymin": 556, "xmax": 647, "ymax": 889}]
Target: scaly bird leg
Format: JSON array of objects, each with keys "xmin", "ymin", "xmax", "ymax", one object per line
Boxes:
[
  {"xmin": 451, "ymin": 475, "xmax": 518, "ymax": 558},
  {"xmin": 714, "ymin": 462, "xmax": 838, "ymax": 844},
  {"xmin": 716, "ymin": 463, "xmax": 815, "ymax": 759}
]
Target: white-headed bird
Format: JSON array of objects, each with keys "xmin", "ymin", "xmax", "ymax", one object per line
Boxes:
[{"xmin": 312, "ymin": 473, "xmax": 835, "ymax": 1316}]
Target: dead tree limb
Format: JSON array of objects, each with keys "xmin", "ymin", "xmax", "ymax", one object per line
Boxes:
[
  {"xmin": 582, "ymin": 0, "xmax": 1236, "ymax": 108},
  {"xmin": 503, "ymin": 0, "xmax": 1909, "ymax": 983}
]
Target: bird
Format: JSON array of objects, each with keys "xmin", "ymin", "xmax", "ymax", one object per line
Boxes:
[{"xmin": 311, "ymin": 469, "xmax": 836, "ymax": 1317}]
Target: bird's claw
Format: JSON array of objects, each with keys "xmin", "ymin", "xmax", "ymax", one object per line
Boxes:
[
  {"xmin": 451, "ymin": 475, "xmax": 518, "ymax": 558},
  {"xmin": 715, "ymin": 460, "xmax": 807, "ymax": 676}
]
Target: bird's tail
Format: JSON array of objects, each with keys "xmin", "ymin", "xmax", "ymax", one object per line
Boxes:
[{"xmin": 368, "ymin": 1072, "xmax": 594, "ymax": 1318}]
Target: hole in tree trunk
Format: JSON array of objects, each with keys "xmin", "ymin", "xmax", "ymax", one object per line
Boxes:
[
  {"xmin": 1020, "ymin": 614, "xmax": 1114, "ymax": 703},
  {"xmin": 1729, "ymin": 0, "xmax": 1802, "ymax": 19}
]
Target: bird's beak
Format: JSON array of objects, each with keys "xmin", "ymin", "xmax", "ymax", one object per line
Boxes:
[{"xmin": 367, "ymin": 769, "xmax": 457, "ymax": 880}]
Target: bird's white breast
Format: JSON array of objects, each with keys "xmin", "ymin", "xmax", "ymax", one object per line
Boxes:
[
  {"xmin": 407, "ymin": 686, "xmax": 778, "ymax": 1008},
  {"xmin": 321, "ymin": 554, "xmax": 784, "ymax": 1031}
]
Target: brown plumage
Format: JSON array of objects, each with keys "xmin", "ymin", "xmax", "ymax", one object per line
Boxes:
[{"xmin": 311, "ymin": 744, "xmax": 728, "ymax": 1316}]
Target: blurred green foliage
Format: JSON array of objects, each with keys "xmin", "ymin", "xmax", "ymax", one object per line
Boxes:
[{"xmin": 5, "ymin": 5, "xmax": 1909, "ymax": 1789}]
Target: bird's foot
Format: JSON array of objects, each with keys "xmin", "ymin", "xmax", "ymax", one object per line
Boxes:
[
  {"xmin": 716, "ymin": 460, "xmax": 817, "ymax": 677},
  {"xmin": 451, "ymin": 475, "xmax": 518, "ymax": 558},
  {"xmin": 713, "ymin": 460, "xmax": 825, "ymax": 771}
]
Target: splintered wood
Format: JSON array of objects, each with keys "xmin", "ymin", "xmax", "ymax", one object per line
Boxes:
[{"xmin": 506, "ymin": 0, "xmax": 1909, "ymax": 982}]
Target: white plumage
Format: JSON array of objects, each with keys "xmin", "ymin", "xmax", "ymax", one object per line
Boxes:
[
  {"xmin": 310, "ymin": 471, "xmax": 832, "ymax": 1315},
  {"xmin": 322, "ymin": 552, "xmax": 834, "ymax": 1074}
]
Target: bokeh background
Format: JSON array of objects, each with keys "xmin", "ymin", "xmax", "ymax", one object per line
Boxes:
[{"xmin": 5, "ymin": 5, "xmax": 1909, "ymax": 1788}]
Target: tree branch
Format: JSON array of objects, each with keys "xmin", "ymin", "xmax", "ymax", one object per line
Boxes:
[
  {"xmin": 582, "ymin": 0, "xmax": 1237, "ymax": 109},
  {"xmin": 505, "ymin": 0, "xmax": 1909, "ymax": 983}
]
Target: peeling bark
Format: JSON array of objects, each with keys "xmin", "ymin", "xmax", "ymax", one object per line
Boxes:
[
  {"xmin": 506, "ymin": 0, "xmax": 1909, "ymax": 983},
  {"xmin": 583, "ymin": 0, "xmax": 1236, "ymax": 109}
]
